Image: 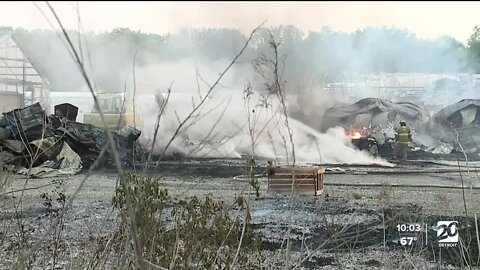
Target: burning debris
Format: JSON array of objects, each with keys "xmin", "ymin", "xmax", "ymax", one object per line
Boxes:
[
  {"xmin": 0, "ymin": 102, "xmax": 141, "ymax": 177},
  {"xmin": 319, "ymin": 98, "xmax": 428, "ymax": 158},
  {"xmin": 316, "ymin": 97, "xmax": 480, "ymax": 160},
  {"xmin": 348, "ymin": 129, "xmax": 381, "ymax": 157}
]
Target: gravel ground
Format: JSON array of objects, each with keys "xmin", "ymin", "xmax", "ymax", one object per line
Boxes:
[{"xmin": 1, "ymin": 161, "xmax": 480, "ymax": 269}]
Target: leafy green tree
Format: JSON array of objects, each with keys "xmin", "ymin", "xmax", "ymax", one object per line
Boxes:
[{"xmin": 467, "ymin": 26, "xmax": 480, "ymax": 72}]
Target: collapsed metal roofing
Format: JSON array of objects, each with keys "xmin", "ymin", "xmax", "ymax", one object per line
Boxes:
[
  {"xmin": 321, "ymin": 98, "xmax": 427, "ymax": 131},
  {"xmin": 434, "ymin": 99, "xmax": 480, "ymax": 126},
  {"xmin": 325, "ymin": 98, "xmax": 425, "ymax": 119}
]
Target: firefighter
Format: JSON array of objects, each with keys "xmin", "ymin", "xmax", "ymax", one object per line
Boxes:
[
  {"xmin": 394, "ymin": 121, "xmax": 412, "ymax": 161},
  {"xmin": 366, "ymin": 134, "xmax": 379, "ymax": 157}
]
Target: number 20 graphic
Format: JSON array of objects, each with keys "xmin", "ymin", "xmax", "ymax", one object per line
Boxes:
[{"xmin": 437, "ymin": 221, "xmax": 459, "ymax": 243}]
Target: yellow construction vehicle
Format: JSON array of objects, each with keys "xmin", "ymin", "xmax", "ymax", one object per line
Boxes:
[{"xmin": 83, "ymin": 92, "xmax": 144, "ymax": 130}]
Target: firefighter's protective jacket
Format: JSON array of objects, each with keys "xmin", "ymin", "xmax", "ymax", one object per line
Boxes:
[{"xmin": 396, "ymin": 126, "xmax": 411, "ymax": 144}]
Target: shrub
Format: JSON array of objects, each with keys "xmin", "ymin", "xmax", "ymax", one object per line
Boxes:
[{"xmin": 111, "ymin": 172, "xmax": 264, "ymax": 269}]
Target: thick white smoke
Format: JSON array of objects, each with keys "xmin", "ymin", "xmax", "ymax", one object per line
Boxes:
[{"xmin": 134, "ymin": 59, "xmax": 393, "ymax": 166}]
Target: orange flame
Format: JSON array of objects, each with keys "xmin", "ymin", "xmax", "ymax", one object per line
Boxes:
[{"xmin": 350, "ymin": 131, "xmax": 363, "ymax": 139}]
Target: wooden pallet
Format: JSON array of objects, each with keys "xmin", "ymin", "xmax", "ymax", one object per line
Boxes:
[{"xmin": 267, "ymin": 167, "xmax": 325, "ymax": 196}]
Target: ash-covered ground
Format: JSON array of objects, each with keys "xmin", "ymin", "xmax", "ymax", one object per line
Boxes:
[{"xmin": 1, "ymin": 158, "xmax": 480, "ymax": 269}]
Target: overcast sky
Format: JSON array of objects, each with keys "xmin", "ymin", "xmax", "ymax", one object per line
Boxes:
[{"xmin": 0, "ymin": 1, "xmax": 478, "ymax": 43}]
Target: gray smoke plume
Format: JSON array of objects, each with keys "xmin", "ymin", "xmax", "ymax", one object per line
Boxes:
[{"xmin": 132, "ymin": 58, "xmax": 393, "ymax": 166}]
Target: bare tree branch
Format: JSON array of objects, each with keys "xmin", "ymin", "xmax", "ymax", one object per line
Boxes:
[
  {"xmin": 159, "ymin": 24, "xmax": 263, "ymax": 157},
  {"xmin": 31, "ymin": 3, "xmax": 146, "ymax": 268}
]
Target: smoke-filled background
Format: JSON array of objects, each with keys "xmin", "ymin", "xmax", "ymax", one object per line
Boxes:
[
  {"xmin": 5, "ymin": 26, "xmax": 477, "ymax": 93},
  {"xmin": 3, "ymin": 24, "xmax": 480, "ymax": 165}
]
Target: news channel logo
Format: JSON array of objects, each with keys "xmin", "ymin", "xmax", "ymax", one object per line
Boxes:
[{"xmin": 437, "ymin": 221, "xmax": 458, "ymax": 247}]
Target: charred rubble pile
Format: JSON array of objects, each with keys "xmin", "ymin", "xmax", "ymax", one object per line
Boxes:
[
  {"xmin": 0, "ymin": 102, "xmax": 142, "ymax": 177},
  {"xmin": 424, "ymin": 99, "xmax": 480, "ymax": 158}
]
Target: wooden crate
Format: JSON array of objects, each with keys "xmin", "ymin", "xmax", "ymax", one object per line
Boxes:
[{"xmin": 267, "ymin": 167, "xmax": 324, "ymax": 196}]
